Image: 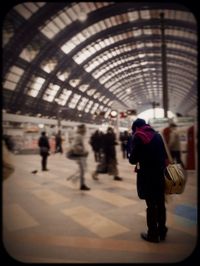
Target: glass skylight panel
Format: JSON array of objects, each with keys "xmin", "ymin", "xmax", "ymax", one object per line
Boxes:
[
  {"xmin": 92, "ymin": 69, "xmax": 104, "ymax": 79},
  {"xmin": 143, "ymin": 28, "xmax": 153, "ymax": 35},
  {"xmin": 56, "ymin": 89, "xmax": 72, "ymax": 106},
  {"xmin": 133, "ymin": 29, "xmax": 142, "ymax": 37},
  {"xmin": 109, "ymin": 85, "xmax": 117, "ymax": 92},
  {"xmin": 59, "ymin": 10, "xmax": 72, "ymax": 25},
  {"xmin": 40, "ymin": 23, "xmax": 55, "ymax": 39},
  {"xmin": 98, "ymin": 105, "xmax": 105, "ymax": 111},
  {"xmin": 86, "ymin": 25, "xmax": 96, "ymax": 36},
  {"xmin": 3, "ymin": 23, "xmax": 14, "ymax": 47},
  {"xmin": 140, "ymin": 10, "xmax": 151, "ymax": 19},
  {"xmin": 183, "ymin": 11, "xmax": 196, "ymax": 23},
  {"xmin": 40, "ymin": 10, "xmax": 71, "ymax": 39},
  {"xmin": 73, "ymin": 48, "xmax": 89, "ymax": 64},
  {"xmin": 39, "ymin": 2, "xmax": 113, "ymax": 40},
  {"xmin": 19, "ymin": 44, "xmax": 39, "ymax": 62},
  {"xmin": 128, "ymin": 11, "xmax": 139, "ymax": 22},
  {"xmin": 3, "ymin": 65, "xmax": 24, "ymax": 91},
  {"xmin": 69, "ymin": 79, "xmax": 80, "ymax": 87},
  {"xmin": 107, "ymin": 100, "xmax": 113, "ymax": 107},
  {"xmin": 112, "ymin": 88, "xmax": 121, "ymax": 95},
  {"xmin": 99, "ymin": 95, "xmax": 105, "ymax": 102},
  {"xmin": 85, "ymin": 100, "xmax": 93, "ymax": 113},
  {"xmin": 14, "ymin": 2, "xmax": 45, "ymax": 19},
  {"xmin": 68, "ymin": 93, "xmax": 81, "ymax": 108},
  {"xmin": 77, "ymin": 97, "xmax": 89, "ymax": 111},
  {"xmin": 91, "ymin": 22, "xmax": 100, "ymax": 33},
  {"xmin": 56, "ymin": 71, "xmax": 70, "ymax": 81},
  {"xmin": 52, "ymin": 16, "xmax": 66, "ymax": 30},
  {"xmin": 37, "ymin": 2, "xmax": 45, "ymax": 8},
  {"xmin": 84, "ymin": 43, "xmax": 139, "ymax": 74},
  {"xmin": 41, "ymin": 59, "xmax": 57, "ymax": 73},
  {"xmin": 167, "ymin": 42, "xmax": 197, "ymax": 55},
  {"xmin": 14, "ymin": 4, "xmax": 33, "ymax": 19},
  {"xmin": 169, "ymin": 61, "xmax": 195, "ymax": 74},
  {"xmin": 78, "ymin": 84, "xmax": 89, "ymax": 92},
  {"xmin": 47, "ymin": 21, "xmax": 60, "ymax": 36},
  {"xmin": 91, "ymin": 103, "xmax": 99, "ymax": 114},
  {"xmin": 99, "ymin": 76, "xmax": 109, "ymax": 85},
  {"xmin": 68, "ymin": 12, "xmax": 142, "ymax": 61},
  {"xmin": 43, "ymin": 83, "xmax": 60, "ymax": 102},
  {"xmin": 27, "ymin": 76, "xmax": 45, "ymax": 97},
  {"xmin": 73, "ymin": 3, "xmax": 88, "ymax": 16},
  {"xmin": 168, "ymin": 54, "xmax": 196, "ymax": 66},
  {"xmin": 83, "ymin": 26, "xmax": 94, "ymax": 38},
  {"xmin": 136, "ymin": 43, "xmax": 145, "ymax": 49},
  {"xmin": 67, "ymin": 7, "xmax": 77, "ymax": 20},
  {"xmin": 105, "ymin": 109, "xmax": 111, "ymax": 118},
  {"xmin": 103, "ymin": 98, "xmax": 109, "ymax": 105},
  {"xmin": 61, "ymin": 42, "xmax": 76, "ymax": 54},
  {"xmin": 87, "ymin": 88, "xmax": 96, "ymax": 96},
  {"xmin": 93, "ymin": 92, "xmax": 101, "ymax": 99}
]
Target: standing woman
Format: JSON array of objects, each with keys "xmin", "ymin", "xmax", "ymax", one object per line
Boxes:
[
  {"xmin": 128, "ymin": 118, "xmax": 168, "ymax": 243},
  {"xmin": 38, "ymin": 131, "xmax": 50, "ymax": 171}
]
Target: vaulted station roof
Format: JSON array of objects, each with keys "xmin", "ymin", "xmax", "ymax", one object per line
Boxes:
[{"xmin": 2, "ymin": 2, "xmax": 198, "ymax": 124}]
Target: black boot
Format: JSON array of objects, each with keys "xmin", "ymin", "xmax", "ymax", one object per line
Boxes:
[
  {"xmin": 159, "ymin": 227, "xmax": 168, "ymax": 241},
  {"xmin": 140, "ymin": 232, "xmax": 159, "ymax": 243},
  {"xmin": 80, "ymin": 184, "xmax": 90, "ymax": 191},
  {"xmin": 114, "ymin": 176, "xmax": 123, "ymax": 181}
]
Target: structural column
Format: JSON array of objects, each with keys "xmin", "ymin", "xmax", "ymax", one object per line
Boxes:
[{"xmin": 160, "ymin": 12, "xmax": 168, "ymax": 118}]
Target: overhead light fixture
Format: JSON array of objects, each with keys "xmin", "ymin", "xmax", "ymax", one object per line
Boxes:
[
  {"xmin": 110, "ymin": 110, "xmax": 118, "ymax": 118},
  {"xmin": 78, "ymin": 12, "xmax": 87, "ymax": 22}
]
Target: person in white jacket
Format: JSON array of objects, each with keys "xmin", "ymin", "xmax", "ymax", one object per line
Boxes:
[{"xmin": 71, "ymin": 124, "xmax": 90, "ymax": 191}]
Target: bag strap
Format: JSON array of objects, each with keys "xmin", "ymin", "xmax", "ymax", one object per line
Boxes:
[{"xmin": 160, "ymin": 132, "xmax": 174, "ymax": 164}]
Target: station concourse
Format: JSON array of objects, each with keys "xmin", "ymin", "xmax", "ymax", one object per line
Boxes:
[
  {"xmin": 2, "ymin": 2, "xmax": 198, "ymax": 264},
  {"xmin": 3, "ymin": 143, "xmax": 197, "ymax": 263}
]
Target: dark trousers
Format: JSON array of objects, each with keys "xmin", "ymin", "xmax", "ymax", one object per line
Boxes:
[
  {"xmin": 171, "ymin": 150, "xmax": 185, "ymax": 168},
  {"xmin": 41, "ymin": 154, "xmax": 48, "ymax": 170},
  {"xmin": 145, "ymin": 195, "xmax": 167, "ymax": 237},
  {"xmin": 94, "ymin": 151, "xmax": 101, "ymax": 162},
  {"xmin": 55, "ymin": 145, "xmax": 63, "ymax": 153}
]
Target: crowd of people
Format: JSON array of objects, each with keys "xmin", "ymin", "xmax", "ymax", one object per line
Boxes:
[
  {"xmin": 36, "ymin": 118, "xmax": 186, "ymax": 243},
  {"xmin": 3, "ymin": 118, "xmax": 185, "ymax": 244}
]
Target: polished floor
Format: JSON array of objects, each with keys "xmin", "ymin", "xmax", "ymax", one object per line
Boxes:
[{"xmin": 2, "ymin": 144, "xmax": 197, "ymax": 263}]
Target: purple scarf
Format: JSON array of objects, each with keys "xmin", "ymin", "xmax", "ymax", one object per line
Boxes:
[{"xmin": 134, "ymin": 125, "xmax": 155, "ymax": 144}]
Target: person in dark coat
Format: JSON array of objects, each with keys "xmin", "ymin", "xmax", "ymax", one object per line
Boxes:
[
  {"xmin": 128, "ymin": 118, "xmax": 168, "ymax": 243},
  {"xmin": 92, "ymin": 127, "xmax": 122, "ymax": 181},
  {"xmin": 89, "ymin": 130, "xmax": 103, "ymax": 162},
  {"xmin": 38, "ymin": 131, "xmax": 50, "ymax": 171},
  {"xmin": 55, "ymin": 130, "xmax": 63, "ymax": 154},
  {"xmin": 119, "ymin": 130, "xmax": 130, "ymax": 158}
]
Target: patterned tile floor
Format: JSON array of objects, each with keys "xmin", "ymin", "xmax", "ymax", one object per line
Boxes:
[{"xmin": 2, "ymin": 145, "xmax": 198, "ymax": 263}]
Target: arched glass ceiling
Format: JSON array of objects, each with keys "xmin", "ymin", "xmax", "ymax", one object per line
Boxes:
[{"xmin": 2, "ymin": 2, "xmax": 197, "ymax": 124}]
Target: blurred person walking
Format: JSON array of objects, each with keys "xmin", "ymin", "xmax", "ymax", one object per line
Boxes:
[{"xmin": 69, "ymin": 124, "xmax": 90, "ymax": 191}]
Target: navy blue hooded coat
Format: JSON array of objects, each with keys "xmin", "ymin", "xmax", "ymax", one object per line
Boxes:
[{"xmin": 129, "ymin": 119, "xmax": 167, "ymax": 199}]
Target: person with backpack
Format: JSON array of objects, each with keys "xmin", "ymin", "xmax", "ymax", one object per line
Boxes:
[{"xmin": 128, "ymin": 118, "xmax": 168, "ymax": 243}]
